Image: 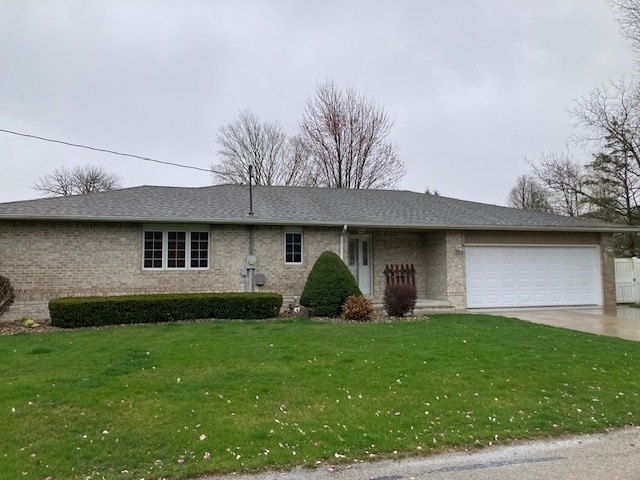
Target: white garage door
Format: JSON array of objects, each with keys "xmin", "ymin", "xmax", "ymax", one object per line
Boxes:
[{"xmin": 466, "ymin": 246, "xmax": 602, "ymax": 308}]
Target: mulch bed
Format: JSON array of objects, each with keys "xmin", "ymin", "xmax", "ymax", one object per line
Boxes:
[
  {"xmin": 0, "ymin": 313, "xmax": 426, "ymax": 336},
  {"xmin": 0, "ymin": 319, "xmax": 62, "ymax": 336}
]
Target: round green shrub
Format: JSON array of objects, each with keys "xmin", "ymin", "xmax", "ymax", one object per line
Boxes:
[{"xmin": 300, "ymin": 251, "xmax": 362, "ymax": 317}]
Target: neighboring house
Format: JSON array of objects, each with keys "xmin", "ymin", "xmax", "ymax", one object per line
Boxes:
[{"xmin": 0, "ymin": 184, "xmax": 632, "ymax": 322}]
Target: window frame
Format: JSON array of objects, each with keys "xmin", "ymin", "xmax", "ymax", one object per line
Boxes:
[
  {"xmin": 284, "ymin": 230, "xmax": 303, "ymax": 265},
  {"xmin": 142, "ymin": 227, "xmax": 210, "ymax": 270}
]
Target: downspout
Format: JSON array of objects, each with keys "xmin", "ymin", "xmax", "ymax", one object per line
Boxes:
[
  {"xmin": 247, "ymin": 226, "xmax": 254, "ymax": 292},
  {"xmin": 247, "ymin": 165, "xmax": 255, "ymax": 292},
  {"xmin": 340, "ymin": 224, "xmax": 348, "ymax": 261}
]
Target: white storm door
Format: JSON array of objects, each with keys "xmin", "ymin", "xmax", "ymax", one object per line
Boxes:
[{"xmin": 348, "ymin": 236, "xmax": 372, "ymax": 295}]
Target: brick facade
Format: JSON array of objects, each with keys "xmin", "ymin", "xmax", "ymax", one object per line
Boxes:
[
  {"xmin": 0, "ymin": 221, "xmax": 617, "ymax": 321},
  {"xmin": 0, "ymin": 221, "xmax": 344, "ymax": 321},
  {"xmin": 599, "ymin": 233, "xmax": 617, "ymax": 310},
  {"xmin": 371, "ymin": 230, "xmax": 464, "ymax": 309},
  {"xmin": 372, "ymin": 231, "xmax": 429, "ymax": 300}
]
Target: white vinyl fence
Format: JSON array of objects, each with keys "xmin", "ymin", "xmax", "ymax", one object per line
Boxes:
[{"xmin": 615, "ymin": 257, "xmax": 640, "ymax": 303}]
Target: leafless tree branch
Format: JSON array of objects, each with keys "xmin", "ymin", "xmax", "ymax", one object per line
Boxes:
[
  {"xmin": 32, "ymin": 165, "xmax": 121, "ymax": 197},
  {"xmin": 298, "ymin": 80, "xmax": 405, "ymax": 189},
  {"xmin": 506, "ymin": 174, "xmax": 553, "ymax": 212},
  {"xmin": 610, "ymin": 0, "xmax": 640, "ymax": 64},
  {"xmin": 211, "ymin": 110, "xmax": 308, "ymax": 186}
]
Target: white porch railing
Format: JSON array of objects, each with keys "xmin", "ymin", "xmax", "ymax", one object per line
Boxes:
[{"xmin": 615, "ymin": 257, "xmax": 640, "ymax": 303}]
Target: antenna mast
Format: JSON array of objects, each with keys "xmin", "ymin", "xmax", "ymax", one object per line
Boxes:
[{"xmin": 248, "ymin": 164, "xmax": 254, "ymax": 216}]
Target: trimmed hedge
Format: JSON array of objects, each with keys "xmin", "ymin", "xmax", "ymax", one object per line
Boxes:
[{"xmin": 49, "ymin": 292, "xmax": 283, "ymax": 328}]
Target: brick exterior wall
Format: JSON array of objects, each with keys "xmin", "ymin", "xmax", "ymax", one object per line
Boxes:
[
  {"xmin": 0, "ymin": 221, "xmax": 344, "ymax": 321},
  {"xmin": 0, "ymin": 221, "xmax": 617, "ymax": 321},
  {"xmin": 444, "ymin": 231, "xmax": 467, "ymax": 308},
  {"xmin": 251, "ymin": 226, "xmax": 342, "ymax": 308},
  {"xmin": 418, "ymin": 231, "xmax": 466, "ymax": 309},
  {"xmin": 371, "ymin": 230, "xmax": 466, "ymax": 309},
  {"xmin": 371, "ymin": 231, "xmax": 429, "ymax": 300},
  {"xmin": 599, "ymin": 233, "xmax": 617, "ymax": 310},
  {"xmin": 464, "ymin": 230, "xmax": 600, "ymax": 245},
  {"xmin": 423, "ymin": 232, "xmax": 446, "ymax": 301}
]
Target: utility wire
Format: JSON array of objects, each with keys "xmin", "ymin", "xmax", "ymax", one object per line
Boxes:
[{"xmin": 0, "ymin": 128, "xmax": 212, "ymax": 173}]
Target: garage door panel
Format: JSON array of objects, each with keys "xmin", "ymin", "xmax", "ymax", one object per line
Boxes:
[{"xmin": 466, "ymin": 246, "xmax": 601, "ymax": 308}]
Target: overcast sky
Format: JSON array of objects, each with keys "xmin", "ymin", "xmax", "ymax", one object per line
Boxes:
[{"xmin": 0, "ymin": 0, "xmax": 634, "ymax": 205}]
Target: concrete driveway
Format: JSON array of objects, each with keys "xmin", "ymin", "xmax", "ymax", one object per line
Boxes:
[{"xmin": 475, "ymin": 306, "xmax": 640, "ymax": 341}]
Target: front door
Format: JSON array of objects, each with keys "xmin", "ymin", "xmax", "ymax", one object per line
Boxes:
[{"xmin": 347, "ymin": 236, "xmax": 372, "ymax": 295}]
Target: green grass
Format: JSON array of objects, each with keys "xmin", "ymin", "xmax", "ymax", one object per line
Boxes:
[{"xmin": 1, "ymin": 314, "xmax": 639, "ymax": 480}]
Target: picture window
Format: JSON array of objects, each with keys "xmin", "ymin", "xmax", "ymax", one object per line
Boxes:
[{"xmin": 143, "ymin": 229, "xmax": 209, "ymax": 269}]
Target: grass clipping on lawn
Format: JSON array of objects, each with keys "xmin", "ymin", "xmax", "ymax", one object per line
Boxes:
[{"xmin": 1, "ymin": 314, "xmax": 639, "ymax": 480}]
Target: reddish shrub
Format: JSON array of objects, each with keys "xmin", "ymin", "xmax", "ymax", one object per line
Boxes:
[{"xmin": 383, "ymin": 283, "xmax": 417, "ymax": 317}]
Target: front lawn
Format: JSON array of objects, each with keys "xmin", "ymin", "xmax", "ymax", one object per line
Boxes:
[{"xmin": 1, "ymin": 314, "xmax": 638, "ymax": 480}]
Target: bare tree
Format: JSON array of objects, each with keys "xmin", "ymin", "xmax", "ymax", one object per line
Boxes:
[
  {"xmin": 610, "ymin": 0, "xmax": 640, "ymax": 63},
  {"xmin": 507, "ymin": 174, "xmax": 553, "ymax": 212},
  {"xmin": 298, "ymin": 80, "xmax": 405, "ymax": 189},
  {"xmin": 587, "ymin": 135, "xmax": 640, "ymax": 253},
  {"xmin": 570, "ymin": 78, "xmax": 640, "ymax": 216},
  {"xmin": 211, "ymin": 110, "xmax": 308, "ymax": 186},
  {"xmin": 33, "ymin": 165, "xmax": 121, "ymax": 197},
  {"xmin": 526, "ymin": 151, "xmax": 588, "ymax": 216},
  {"xmin": 587, "ymin": 151, "xmax": 640, "ymax": 221},
  {"xmin": 571, "ymin": 78, "xmax": 640, "ymax": 171}
]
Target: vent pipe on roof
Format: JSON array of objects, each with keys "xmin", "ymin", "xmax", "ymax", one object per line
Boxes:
[{"xmin": 248, "ymin": 165, "xmax": 254, "ymax": 216}]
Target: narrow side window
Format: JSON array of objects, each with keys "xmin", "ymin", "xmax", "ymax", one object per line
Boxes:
[
  {"xmin": 285, "ymin": 232, "xmax": 303, "ymax": 264},
  {"xmin": 144, "ymin": 231, "xmax": 163, "ymax": 269},
  {"xmin": 190, "ymin": 231, "xmax": 209, "ymax": 268}
]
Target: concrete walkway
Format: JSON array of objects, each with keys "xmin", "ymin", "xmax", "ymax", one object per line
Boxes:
[{"xmin": 474, "ymin": 306, "xmax": 640, "ymax": 341}]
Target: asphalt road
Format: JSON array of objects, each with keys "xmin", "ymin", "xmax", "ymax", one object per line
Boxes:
[{"xmin": 199, "ymin": 426, "xmax": 640, "ymax": 480}]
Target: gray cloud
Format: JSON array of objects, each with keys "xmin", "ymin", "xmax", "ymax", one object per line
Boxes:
[{"xmin": 0, "ymin": 0, "xmax": 633, "ymax": 204}]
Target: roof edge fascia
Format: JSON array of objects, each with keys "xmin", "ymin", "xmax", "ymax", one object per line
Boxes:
[{"xmin": 0, "ymin": 214, "xmax": 636, "ymax": 233}]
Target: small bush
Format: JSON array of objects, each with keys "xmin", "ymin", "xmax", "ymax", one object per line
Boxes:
[
  {"xmin": 383, "ymin": 283, "xmax": 417, "ymax": 317},
  {"xmin": 0, "ymin": 275, "xmax": 15, "ymax": 317},
  {"xmin": 342, "ymin": 295, "xmax": 374, "ymax": 322},
  {"xmin": 49, "ymin": 292, "xmax": 283, "ymax": 328},
  {"xmin": 300, "ymin": 251, "xmax": 362, "ymax": 317}
]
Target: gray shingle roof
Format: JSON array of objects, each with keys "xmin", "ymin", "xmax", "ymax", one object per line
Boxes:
[{"xmin": 0, "ymin": 184, "xmax": 632, "ymax": 232}]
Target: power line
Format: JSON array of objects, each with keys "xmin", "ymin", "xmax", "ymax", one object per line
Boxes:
[{"xmin": 0, "ymin": 128, "xmax": 212, "ymax": 173}]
